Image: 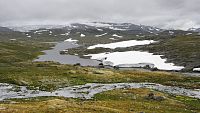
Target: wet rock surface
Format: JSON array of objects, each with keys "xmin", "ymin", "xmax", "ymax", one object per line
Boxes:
[{"xmin": 0, "ymin": 83, "xmax": 200, "ymax": 101}]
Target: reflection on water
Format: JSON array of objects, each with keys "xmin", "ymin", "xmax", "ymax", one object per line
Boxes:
[{"xmin": 35, "ymin": 41, "xmax": 100, "ymax": 66}]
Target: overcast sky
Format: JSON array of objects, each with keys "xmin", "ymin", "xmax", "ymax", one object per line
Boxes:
[{"xmin": 0, "ymin": 0, "xmax": 200, "ymax": 30}]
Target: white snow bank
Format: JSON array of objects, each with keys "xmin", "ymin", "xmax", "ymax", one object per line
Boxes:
[
  {"xmin": 64, "ymin": 38, "xmax": 78, "ymax": 42},
  {"xmin": 87, "ymin": 40, "xmax": 155, "ymax": 49},
  {"xmin": 86, "ymin": 51, "xmax": 184, "ymax": 71},
  {"xmin": 95, "ymin": 33, "xmax": 107, "ymax": 37},
  {"xmin": 80, "ymin": 34, "xmax": 86, "ymax": 37},
  {"xmin": 193, "ymin": 68, "xmax": 200, "ymax": 72},
  {"xmin": 112, "ymin": 34, "xmax": 123, "ymax": 38}
]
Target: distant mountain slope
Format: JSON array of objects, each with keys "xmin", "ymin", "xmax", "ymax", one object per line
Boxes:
[
  {"xmin": 0, "ymin": 27, "xmax": 13, "ymax": 32},
  {"xmin": 1, "ymin": 22, "xmax": 196, "ymax": 41},
  {"xmin": 77, "ymin": 22, "xmax": 164, "ymax": 35},
  {"xmin": 5, "ymin": 22, "xmax": 164, "ymax": 35},
  {"xmin": 188, "ymin": 28, "xmax": 200, "ymax": 33},
  {"xmin": 0, "ymin": 26, "xmax": 24, "ymax": 40},
  {"xmin": 5, "ymin": 22, "xmax": 199, "ymax": 35},
  {"xmin": 9, "ymin": 25, "xmax": 66, "ymax": 32}
]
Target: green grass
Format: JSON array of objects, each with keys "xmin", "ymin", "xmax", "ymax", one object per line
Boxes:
[
  {"xmin": 144, "ymin": 35, "xmax": 200, "ymax": 71},
  {"xmin": 0, "ymin": 40, "xmax": 199, "ymax": 91},
  {"xmin": 0, "ymin": 34, "xmax": 199, "ymax": 112},
  {"xmin": 0, "ymin": 41, "xmax": 51, "ymax": 65},
  {"xmin": 0, "ymin": 60, "xmax": 200, "ymax": 91}
]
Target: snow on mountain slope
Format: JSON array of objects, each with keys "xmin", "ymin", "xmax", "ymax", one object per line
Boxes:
[
  {"xmin": 188, "ymin": 28, "xmax": 200, "ymax": 32},
  {"xmin": 8, "ymin": 25, "xmax": 67, "ymax": 32},
  {"xmin": 4, "ymin": 22, "xmax": 164, "ymax": 35}
]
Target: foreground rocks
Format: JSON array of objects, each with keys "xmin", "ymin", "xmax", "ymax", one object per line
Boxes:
[
  {"xmin": 145, "ymin": 93, "xmax": 165, "ymax": 101},
  {"xmin": 0, "ymin": 82, "xmax": 199, "ymax": 101}
]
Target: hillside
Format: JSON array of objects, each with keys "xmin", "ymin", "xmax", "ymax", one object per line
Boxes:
[{"xmin": 0, "ymin": 23, "xmax": 199, "ymax": 112}]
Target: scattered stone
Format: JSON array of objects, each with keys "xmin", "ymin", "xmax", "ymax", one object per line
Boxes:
[
  {"xmin": 93, "ymin": 70, "xmax": 105, "ymax": 74},
  {"xmin": 147, "ymin": 93, "xmax": 155, "ymax": 100},
  {"xmin": 68, "ymin": 70, "xmax": 76, "ymax": 74},
  {"xmin": 73, "ymin": 63, "xmax": 81, "ymax": 66},
  {"xmin": 0, "ymin": 107, "xmax": 6, "ymax": 110},
  {"xmin": 10, "ymin": 39, "xmax": 16, "ymax": 41},
  {"xmin": 18, "ymin": 80, "xmax": 29, "ymax": 86},
  {"xmin": 145, "ymin": 93, "xmax": 165, "ymax": 101},
  {"xmin": 98, "ymin": 63, "xmax": 104, "ymax": 68},
  {"xmin": 0, "ymin": 83, "xmax": 199, "ymax": 101},
  {"xmin": 9, "ymin": 101, "xmax": 18, "ymax": 104}
]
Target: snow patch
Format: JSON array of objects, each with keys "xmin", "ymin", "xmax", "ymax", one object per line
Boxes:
[
  {"xmin": 60, "ymin": 32, "xmax": 70, "ymax": 36},
  {"xmin": 80, "ymin": 34, "xmax": 86, "ymax": 37},
  {"xmin": 109, "ymin": 26, "xmax": 126, "ymax": 31},
  {"xmin": 86, "ymin": 51, "xmax": 184, "ymax": 71},
  {"xmin": 186, "ymin": 33, "xmax": 193, "ymax": 35},
  {"xmin": 95, "ymin": 33, "xmax": 107, "ymax": 37},
  {"xmin": 10, "ymin": 39, "xmax": 16, "ymax": 41},
  {"xmin": 97, "ymin": 28, "xmax": 103, "ymax": 31},
  {"xmin": 112, "ymin": 34, "xmax": 123, "ymax": 38},
  {"xmin": 169, "ymin": 31, "xmax": 174, "ymax": 35},
  {"xmin": 83, "ymin": 22, "xmax": 112, "ymax": 27},
  {"xmin": 87, "ymin": 40, "xmax": 155, "ymax": 49},
  {"xmin": 109, "ymin": 38, "xmax": 117, "ymax": 40},
  {"xmin": 193, "ymin": 68, "xmax": 200, "ymax": 72},
  {"xmin": 64, "ymin": 38, "xmax": 78, "ymax": 42},
  {"xmin": 34, "ymin": 30, "xmax": 48, "ymax": 34}
]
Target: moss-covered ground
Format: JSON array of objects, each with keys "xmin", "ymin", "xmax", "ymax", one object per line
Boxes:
[{"xmin": 0, "ymin": 37, "xmax": 199, "ymax": 112}]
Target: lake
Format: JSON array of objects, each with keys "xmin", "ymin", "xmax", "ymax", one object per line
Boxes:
[
  {"xmin": 34, "ymin": 41, "xmax": 100, "ymax": 66},
  {"xmin": 35, "ymin": 39, "xmax": 184, "ymax": 70}
]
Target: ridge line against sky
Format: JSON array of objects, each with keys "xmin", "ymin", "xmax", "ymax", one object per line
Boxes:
[{"xmin": 0, "ymin": 0, "xmax": 200, "ymax": 30}]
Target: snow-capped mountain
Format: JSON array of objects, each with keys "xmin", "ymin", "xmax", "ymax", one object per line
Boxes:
[
  {"xmin": 1, "ymin": 22, "xmax": 196, "ymax": 37},
  {"xmin": 188, "ymin": 28, "xmax": 200, "ymax": 32},
  {"xmin": 8, "ymin": 25, "xmax": 67, "ymax": 32},
  {"xmin": 76, "ymin": 22, "xmax": 164, "ymax": 34},
  {"xmin": 4, "ymin": 22, "xmax": 163, "ymax": 34}
]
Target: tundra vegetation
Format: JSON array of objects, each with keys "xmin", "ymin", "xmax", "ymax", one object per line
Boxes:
[{"xmin": 0, "ymin": 29, "xmax": 199, "ymax": 112}]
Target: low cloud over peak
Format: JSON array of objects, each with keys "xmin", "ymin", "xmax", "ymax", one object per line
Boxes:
[{"xmin": 0, "ymin": 0, "xmax": 200, "ymax": 30}]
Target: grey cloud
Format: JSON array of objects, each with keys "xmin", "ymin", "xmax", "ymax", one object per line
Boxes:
[{"xmin": 0, "ymin": 0, "xmax": 200, "ymax": 29}]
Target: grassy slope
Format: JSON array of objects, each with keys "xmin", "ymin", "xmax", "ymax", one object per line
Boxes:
[
  {"xmin": 0, "ymin": 39, "xmax": 199, "ymax": 112},
  {"xmin": 0, "ymin": 41, "xmax": 50, "ymax": 65},
  {"xmin": 0, "ymin": 40, "xmax": 200, "ymax": 91},
  {"xmin": 145, "ymin": 35, "xmax": 200, "ymax": 71}
]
